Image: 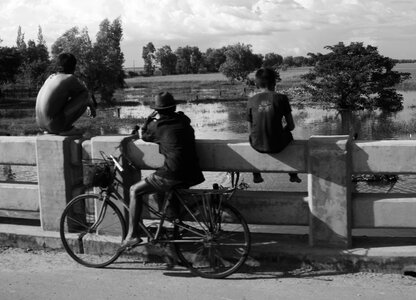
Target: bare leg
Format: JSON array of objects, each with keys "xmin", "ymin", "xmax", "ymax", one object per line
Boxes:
[
  {"xmin": 62, "ymin": 93, "xmax": 90, "ymax": 130},
  {"xmin": 125, "ymin": 179, "xmax": 156, "ymax": 242},
  {"xmin": 41, "ymin": 93, "xmax": 90, "ymax": 134}
]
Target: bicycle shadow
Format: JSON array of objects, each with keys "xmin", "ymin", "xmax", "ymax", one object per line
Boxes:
[{"xmin": 106, "ymin": 253, "xmax": 353, "ymax": 280}]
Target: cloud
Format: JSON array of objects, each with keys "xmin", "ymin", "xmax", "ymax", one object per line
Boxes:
[{"xmin": 1, "ymin": 0, "xmax": 416, "ymax": 63}]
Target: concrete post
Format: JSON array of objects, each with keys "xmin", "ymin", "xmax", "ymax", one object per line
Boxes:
[
  {"xmin": 36, "ymin": 135, "xmax": 82, "ymax": 231},
  {"xmin": 308, "ymin": 135, "xmax": 352, "ymax": 248}
]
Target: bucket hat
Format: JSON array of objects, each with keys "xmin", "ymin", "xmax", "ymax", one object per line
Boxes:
[{"xmin": 151, "ymin": 92, "xmax": 176, "ymax": 110}]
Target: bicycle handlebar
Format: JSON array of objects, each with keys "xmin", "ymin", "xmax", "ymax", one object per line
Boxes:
[{"xmin": 109, "ymin": 154, "xmax": 124, "ymax": 172}]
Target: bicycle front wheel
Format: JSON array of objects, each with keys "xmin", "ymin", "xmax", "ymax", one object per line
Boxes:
[
  {"xmin": 60, "ymin": 193, "xmax": 126, "ymax": 268},
  {"xmin": 174, "ymin": 200, "xmax": 251, "ymax": 279}
]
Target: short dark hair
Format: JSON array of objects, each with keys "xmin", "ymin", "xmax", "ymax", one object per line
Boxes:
[
  {"xmin": 255, "ymin": 67, "xmax": 277, "ymax": 89},
  {"xmin": 56, "ymin": 53, "xmax": 77, "ymax": 74}
]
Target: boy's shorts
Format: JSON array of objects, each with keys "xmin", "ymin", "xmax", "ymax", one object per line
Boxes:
[{"xmin": 145, "ymin": 173, "xmax": 188, "ymax": 192}]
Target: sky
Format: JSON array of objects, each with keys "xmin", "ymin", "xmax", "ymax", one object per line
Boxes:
[{"xmin": 1, "ymin": 0, "xmax": 416, "ymax": 67}]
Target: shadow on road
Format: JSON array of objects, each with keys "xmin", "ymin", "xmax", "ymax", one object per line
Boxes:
[{"xmin": 106, "ymin": 256, "xmax": 353, "ymax": 280}]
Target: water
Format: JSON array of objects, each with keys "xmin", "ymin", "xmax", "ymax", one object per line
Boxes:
[{"xmin": 118, "ymin": 90, "xmax": 416, "ymax": 141}]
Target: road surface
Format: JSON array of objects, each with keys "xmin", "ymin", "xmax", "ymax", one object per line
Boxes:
[{"xmin": 0, "ymin": 247, "xmax": 415, "ymax": 300}]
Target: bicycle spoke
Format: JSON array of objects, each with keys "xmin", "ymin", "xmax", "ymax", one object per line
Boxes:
[
  {"xmin": 174, "ymin": 200, "xmax": 250, "ymax": 279},
  {"xmin": 60, "ymin": 194, "xmax": 126, "ymax": 268}
]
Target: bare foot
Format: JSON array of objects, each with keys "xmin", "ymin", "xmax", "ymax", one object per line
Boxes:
[
  {"xmin": 253, "ymin": 173, "xmax": 264, "ymax": 183},
  {"xmin": 289, "ymin": 174, "xmax": 302, "ymax": 183},
  {"xmin": 119, "ymin": 237, "xmax": 143, "ymax": 251}
]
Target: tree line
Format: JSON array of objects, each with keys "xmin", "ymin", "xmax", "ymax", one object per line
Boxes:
[
  {"xmin": 0, "ymin": 18, "xmax": 125, "ymax": 103},
  {"xmin": 141, "ymin": 41, "xmax": 316, "ymax": 79}
]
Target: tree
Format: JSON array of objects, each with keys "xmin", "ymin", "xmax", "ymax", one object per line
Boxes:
[
  {"xmin": 0, "ymin": 46, "xmax": 22, "ymax": 84},
  {"xmin": 37, "ymin": 26, "xmax": 46, "ymax": 46},
  {"xmin": 51, "ymin": 19, "xmax": 125, "ymax": 104},
  {"xmin": 15, "ymin": 26, "xmax": 49, "ymax": 88},
  {"xmin": 51, "ymin": 26, "xmax": 93, "ymax": 78},
  {"xmin": 155, "ymin": 45, "xmax": 177, "ymax": 75},
  {"xmin": 16, "ymin": 26, "xmax": 26, "ymax": 51},
  {"xmin": 252, "ymin": 53, "xmax": 264, "ymax": 69},
  {"xmin": 219, "ymin": 43, "xmax": 258, "ymax": 82},
  {"xmin": 204, "ymin": 47, "xmax": 226, "ymax": 72},
  {"xmin": 305, "ymin": 52, "xmax": 323, "ymax": 66},
  {"xmin": 142, "ymin": 42, "xmax": 156, "ymax": 76},
  {"xmin": 189, "ymin": 47, "xmax": 203, "ymax": 73},
  {"xmin": 92, "ymin": 18, "xmax": 125, "ymax": 103},
  {"xmin": 292, "ymin": 56, "xmax": 306, "ymax": 67},
  {"xmin": 51, "ymin": 26, "xmax": 95, "ymax": 101},
  {"xmin": 302, "ymin": 42, "xmax": 411, "ymax": 111},
  {"xmin": 19, "ymin": 39, "xmax": 50, "ymax": 87},
  {"xmin": 175, "ymin": 46, "xmax": 202, "ymax": 74},
  {"xmin": 263, "ymin": 53, "xmax": 283, "ymax": 69},
  {"xmin": 282, "ymin": 56, "xmax": 294, "ymax": 68}
]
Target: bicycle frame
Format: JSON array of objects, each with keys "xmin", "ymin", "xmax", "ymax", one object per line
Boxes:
[
  {"xmin": 61, "ymin": 151, "xmax": 250, "ymax": 278},
  {"xmin": 99, "ymin": 185, "xmax": 238, "ymax": 245}
]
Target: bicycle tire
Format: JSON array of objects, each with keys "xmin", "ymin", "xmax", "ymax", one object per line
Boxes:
[
  {"xmin": 60, "ymin": 193, "xmax": 126, "ymax": 268},
  {"xmin": 174, "ymin": 200, "xmax": 251, "ymax": 279}
]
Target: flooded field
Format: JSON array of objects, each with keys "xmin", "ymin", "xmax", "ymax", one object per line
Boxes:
[{"xmin": 116, "ymin": 90, "xmax": 416, "ymax": 141}]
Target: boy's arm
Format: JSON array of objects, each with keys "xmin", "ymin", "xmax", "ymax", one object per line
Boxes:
[
  {"xmin": 87, "ymin": 93, "xmax": 97, "ymax": 118},
  {"xmin": 246, "ymin": 105, "xmax": 253, "ymax": 133},
  {"xmin": 141, "ymin": 111, "xmax": 158, "ymax": 141},
  {"xmin": 247, "ymin": 122, "xmax": 252, "ymax": 133},
  {"xmin": 281, "ymin": 94, "xmax": 294, "ymax": 131},
  {"xmin": 69, "ymin": 76, "xmax": 97, "ymax": 118},
  {"xmin": 69, "ymin": 76, "xmax": 89, "ymax": 98},
  {"xmin": 284, "ymin": 112, "xmax": 295, "ymax": 131}
]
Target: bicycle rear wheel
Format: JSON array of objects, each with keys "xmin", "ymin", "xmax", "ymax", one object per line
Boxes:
[
  {"xmin": 60, "ymin": 194, "xmax": 126, "ymax": 268},
  {"xmin": 174, "ymin": 200, "xmax": 251, "ymax": 279}
]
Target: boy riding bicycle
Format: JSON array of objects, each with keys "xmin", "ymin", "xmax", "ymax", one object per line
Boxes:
[{"xmin": 121, "ymin": 92, "xmax": 205, "ymax": 250}]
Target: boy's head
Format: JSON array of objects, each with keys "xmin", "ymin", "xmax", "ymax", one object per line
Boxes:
[
  {"xmin": 56, "ymin": 53, "xmax": 77, "ymax": 74},
  {"xmin": 152, "ymin": 92, "xmax": 177, "ymax": 114},
  {"xmin": 255, "ymin": 67, "xmax": 277, "ymax": 90}
]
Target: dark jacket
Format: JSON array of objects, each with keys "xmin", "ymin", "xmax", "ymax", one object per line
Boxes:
[{"xmin": 141, "ymin": 111, "xmax": 205, "ymax": 187}]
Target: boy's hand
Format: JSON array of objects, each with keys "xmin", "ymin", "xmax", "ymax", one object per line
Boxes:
[
  {"xmin": 131, "ymin": 125, "xmax": 143, "ymax": 139},
  {"xmin": 87, "ymin": 106, "xmax": 96, "ymax": 118},
  {"xmin": 131, "ymin": 125, "xmax": 140, "ymax": 135}
]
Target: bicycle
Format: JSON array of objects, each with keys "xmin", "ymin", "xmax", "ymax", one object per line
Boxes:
[{"xmin": 60, "ymin": 151, "xmax": 251, "ymax": 279}]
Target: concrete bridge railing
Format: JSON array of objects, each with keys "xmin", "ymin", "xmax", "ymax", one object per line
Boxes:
[{"xmin": 1, "ymin": 135, "xmax": 416, "ymax": 249}]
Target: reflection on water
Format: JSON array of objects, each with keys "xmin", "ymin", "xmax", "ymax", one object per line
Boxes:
[
  {"xmin": 0, "ymin": 165, "xmax": 37, "ymax": 182},
  {"xmin": 119, "ymin": 101, "xmax": 249, "ymax": 139},
  {"xmin": 118, "ymin": 90, "xmax": 416, "ymax": 141}
]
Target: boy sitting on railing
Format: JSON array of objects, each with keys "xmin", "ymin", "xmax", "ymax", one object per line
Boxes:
[
  {"xmin": 246, "ymin": 67, "xmax": 301, "ymax": 184},
  {"xmin": 35, "ymin": 53, "xmax": 96, "ymax": 136},
  {"xmin": 121, "ymin": 92, "xmax": 205, "ymax": 250}
]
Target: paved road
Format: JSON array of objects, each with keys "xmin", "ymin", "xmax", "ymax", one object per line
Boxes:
[{"xmin": 0, "ymin": 247, "xmax": 415, "ymax": 300}]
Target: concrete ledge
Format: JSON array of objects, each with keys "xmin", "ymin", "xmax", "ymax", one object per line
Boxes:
[
  {"xmin": 122, "ymin": 139, "xmax": 307, "ymax": 172},
  {"xmin": 1, "ymin": 224, "xmax": 416, "ymax": 274},
  {"xmin": 353, "ymin": 193, "xmax": 416, "ymax": 227},
  {"xmin": 353, "ymin": 140, "xmax": 416, "ymax": 173},
  {"xmin": 0, "ymin": 183, "xmax": 39, "ymax": 211},
  {"xmin": 0, "ymin": 136, "xmax": 37, "ymax": 165}
]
